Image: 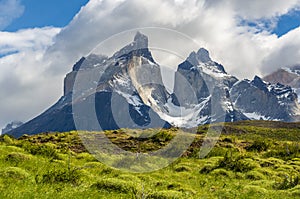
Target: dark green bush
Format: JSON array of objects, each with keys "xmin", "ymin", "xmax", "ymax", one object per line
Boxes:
[
  {"xmin": 167, "ymin": 183, "xmax": 181, "ymax": 190},
  {"xmin": 5, "ymin": 152, "xmax": 31, "ymax": 165},
  {"xmin": 174, "ymin": 166, "xmax": 191, "ymax": 172},
  {"xmin": 37, "ymin": 168, "xmax": 81, "ymax": 185},
  {"xmin": 211, "ymin": 168, "xmax": 232, "ymax": 178},
  {"xmin": 151, "ymin": 131, "xmax": 174, "ymax": 143},
  {"xmin": 206, "ymin": 147, "xmax": 230, "ymax": 158},
  {"xmin": 200, "ymin": 164, "xmax": 216, "ymax": 174},
  {"xmin": 21, "ymin": 142, "xmax": 59, "ymax": 159},
  {"xmin": 148, "ymin": 190, "xmax": 183, "ymax": 199},
  {"xmin": 264, "ymin": 143, "xmax": 300, "ymax": 160},
  {"xmin": 246, "ymin": 140, "xmax": 270, "ymax": 152},
  {"xmin": 274, "ymin": 175, "xmax": 300, "ymax": 190},
  {"xmin": 0, "ymin": 167, "xmax": 30, "ymax": 180},
  {"xmin": 245, "ymin": 170, "xmax": 266, "ymax": 180},
  {"xmin": 223, "ymin": 137, "xmax": 233, "ymax": 143},
  {"xmin": 2, "ymin": 135, "xmax": 15, "ymax": 145},
  {"xmin": 290, "ymin": 185, "xmax": 300, "ymax": 196},
  {"xmin": 91, "ymin": 178, "xmax": 137, "ymax": 194},
  {"xmin": 101, "ymin": 167, "xmax": 116, "ymax": 175},
  {"xmin": 217, "ymin": 152, "xmax": 259, "ymax": 172}
]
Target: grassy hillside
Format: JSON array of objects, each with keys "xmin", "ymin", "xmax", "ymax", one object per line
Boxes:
[{"xmin": 0, "ymin": 121, "xmax": 300, "ymax": 198}]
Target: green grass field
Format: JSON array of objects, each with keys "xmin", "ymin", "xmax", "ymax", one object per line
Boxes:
[{"xmin": 0, "ymin": 121, "xmax": 300, "ymax": 198}]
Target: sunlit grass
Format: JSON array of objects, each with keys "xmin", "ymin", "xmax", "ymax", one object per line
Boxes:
[{"xmin": 0, "ymin": 121, "xmax": 299, "ymax": 198}]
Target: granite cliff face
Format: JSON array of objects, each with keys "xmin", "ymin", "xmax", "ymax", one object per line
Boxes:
[
  {"xmin": 175, "ymin": 48, "xmax": 246, "ymax": 124},
  {"xmin": 263, "ymin": 66, "xmax": 300, "ymax": 103},
  {"xmin": 230, "ymin": 76, "xmax": 300, "ymax": 121},
  {"xmin": 7, "ymin": 33, "xmax": 300, "ymax": 137},
  {"xmin": 8, "ymin": 32, "xmax": 169, "ymax": 137}
]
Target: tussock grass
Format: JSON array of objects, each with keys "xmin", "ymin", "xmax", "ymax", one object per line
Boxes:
[{"xmin": 0, "ymin": 121, "xmax": 299, "ymax": 198}]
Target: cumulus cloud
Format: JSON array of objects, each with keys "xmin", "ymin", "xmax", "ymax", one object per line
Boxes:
[
  {"xmin": 0, "ymin": 27, "xmax": 60, "ymax": 129},
  {"xmin": 0, "ymin": 28, "xmax": 60, "ymax": 56},
  {"xmin": 1, "ymin": 0, "xmax": 300, "ymax": 129},
  {"xmin": 230, "ymin": 0, "xmax": 300, "ymax": 19},
  {"xmin": 0, "ymin": 0, "xmax": 24, "ymax": 30},
  {"xmin": 47, "ymin": 0, "xmax": 300, "ymax": 78},
  {"xmin": 262, "ymin": 27, "xmax": 300, "ymax": 73}
]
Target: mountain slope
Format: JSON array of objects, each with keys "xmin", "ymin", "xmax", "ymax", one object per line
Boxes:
[
  {"xmin": 263, "ymin": 66, "xmax": 300, "ymax": 103},
  {"xmin": 9, "ymin": 32, "xmax": 170, "ymax": 137},
  {"xmin": 1, "ymin": 121, "xmax": 23, "ymax": 135},
  {"xmin": 230, "ymin": 76, "xmax": 300, "ymax": 121},
  {"xmin": 7, "ymin": 32, "xmax": 300, "ymax": 137}
]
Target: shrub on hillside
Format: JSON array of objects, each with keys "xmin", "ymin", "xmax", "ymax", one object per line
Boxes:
[
  {"xmin": 246, "ymin": 140, "xmax": 270, "ymax": 152},
  {"xmin": 0, "ymin": 167, "xmax": 30, "ymax": 180},
  {"xmin": 174, "ymin": 166, "xmax": 191, "ymax": 172},
  {"xmin": 91, "ymin": 178, "xmax": 137, "ymax": 195},
  {"xmin": 290, "ymin": 185, "xmax": 300, "ymax": 196},
  {"xmin": 5, "ymin": 152, "xmax": 31, "ymax": 166},
  {"xmin": 243, "ymin": 185, "xmax": 267, "ymax": 195},
  {"xmin": 245, "ymin": 170, "xmax": 266, "ymax": 180},
  {"xmin": 211, "ymin": 168, "xmax": 233, "ymax": 178},
  {"xmin": 21, "ymin": 142, "xmax": 59, "ymax": 159},
  {"xmin": 264, "ymin": 143, "xmax": 300, "ymax": 160},
  {"xmin": 199, "ymin": 163, "xmax": 216, "ymax": 174},
  {"xmin": 217, "ymin": 152, "xmax": 260, "ymax": 172},
  {"xmin": 37, "ymin": 168, "xmax": 82, "ymax": 185},
  {"xmin": 147, "ymin": 190, "xmax": 183, "ymax": 199},
  {"xmin": 2, "ymin": 135, "xmax": 15, "ymax": 145},
  {"xmin": 206, "ymin": 147, "xmax": 240, "ymax": 158},
  {"xmin": 151, "ymin": 131, "xmax": 174, "ymax": 143},
  {"xmin": 274, "ymin": 174, "xmax": 300, "ymax": 190}
]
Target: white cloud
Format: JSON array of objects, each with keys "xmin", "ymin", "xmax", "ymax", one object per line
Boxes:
[
  {"xmin": 262, "ymin": 27, "xmax": 300, "ymax": 73},
  {"xmin": 46, "ymin": 0, "xmax": 300, "ymax": 78},
  {"xmin": 0, "ymin": 27, "xmax": 60, "ymax": 129},
  {"xmin": 1, "ymin": 0, "xmax": 300, "ymax": 129},
  {"xmin": 0, "ymin": 27, "xmax": 60, "ymax": 55},
  {"xmin": 0, "ymin": 0, "xmax": 24, "ymax": 30},
  {"xmin": 230, "ymin": 0, "xmax": 300, "ymax": 19}
]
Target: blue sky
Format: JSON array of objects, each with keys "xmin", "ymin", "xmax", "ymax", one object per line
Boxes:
[
  {"xmin": 2, "ymin": 0, "xmax": 300, "ymax": 37},
  {"xmin": 273, "ymin": 10, "xmax": 300, "ymax": 36},
  {"xmin": 239, "ymin": 10, "xmax": 300, "ymax": 37},
  {"xmin": 4, "ymin": 0, "xmax": 89, "ymax": 31}
]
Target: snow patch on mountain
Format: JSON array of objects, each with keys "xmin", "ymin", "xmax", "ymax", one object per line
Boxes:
[
  {"xmin": 7, "ymin": 32, "xmax": 300, "ymax": 137},
  {"xmin": 242, "ymin": 112, "xmax": 272, "ymax": 121},
  {"xmin": 159, "ymin": 96, "xmax": 211, "ymax": 128}
]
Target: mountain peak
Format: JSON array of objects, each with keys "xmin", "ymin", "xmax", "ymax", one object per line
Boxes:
[
  {"xmin": 253, "ymin": 75, "xmax": 264, "ymax": 84},
  {"xmin": 252, "ymin": 76, "xmax": 268, "ymax": 92},
  {"xmin": 112, "ymin": 31, "xmax": 153, "ymax": 61},
  {"xmin": 197, "ymin": 48, "xmax": 212, "ymax": 63},
  {"xmin": 134, "ymin": 31, "xmax": 148, "ymax": 49},
  {"xmin": 7, "ymin": 31, "xmax": 300, "ymax": 137},
  {"xmin": 2, "ymin": 121, "xmax": 23, "ymax": 135},
  {"xmin": 180, "ymin": 47, "xmax": 226, "ymax": 73},
  {"xmin": 186, "ymin": 48, "xmax": 212, "ymax": 66}
]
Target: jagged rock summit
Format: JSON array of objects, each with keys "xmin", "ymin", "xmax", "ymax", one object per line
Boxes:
[
  {"xmin": 1, "ymin": 121, "xmax": 23, "ymax": 135},
  {"xmin": 134, "ymin": 31, "xmax": 149, "ymax": 49},
  {"xmin": 7, "ymin": 32, "xmax": 300, "ymax": 137},
  {"xmin": 112, "ymin": 31, "xmax": 154, "ymax": 63},
  {"xmin": 187, "ymin": 48, "xmax": 212, "ymax": 65},
  {"xmin": 263, "ymin": 65, "xmax": 300, "ymax": 103}
]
